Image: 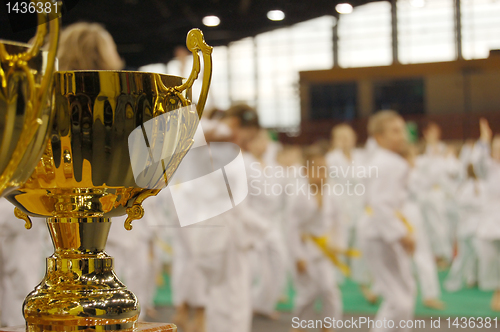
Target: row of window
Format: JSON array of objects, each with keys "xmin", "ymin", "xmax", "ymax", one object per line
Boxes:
[
  {"xmin": 207, "ymin": 0, "xmax": 500, "ymax": 128},
  {"xmin": 310, "ymin": 78, "xmax": 425, "ymax": 121}
]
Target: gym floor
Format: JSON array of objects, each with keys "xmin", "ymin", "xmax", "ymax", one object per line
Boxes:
[{"xmin": 148, "ymin": 307, "xmax": 498, "ymax": 332}]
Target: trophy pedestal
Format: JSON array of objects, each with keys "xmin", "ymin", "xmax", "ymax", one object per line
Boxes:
[{"xmin": 0, "ymin": 322, "xmax": 177, "ymax": 332}]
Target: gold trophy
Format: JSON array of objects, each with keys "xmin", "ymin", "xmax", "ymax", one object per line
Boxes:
[
  {"xmin": 4, "ymin": 29, "xmax": 213, "ymax": 332},
  {"xmin": 0, "ymin": 2, "xmax": 60, "ymax": 197}
]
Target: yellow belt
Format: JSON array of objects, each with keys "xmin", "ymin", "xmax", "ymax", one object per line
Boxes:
[
  {"xmin": 365, "ymin": 206, "xmax": 414, "ymax": 234},
  {"xmin": 305, "ymin": 235, "xmax": 361, "ymax": 276},
  {"xmin": 158, "ymin": 238, "xmax": 173, "ymax": 254}
]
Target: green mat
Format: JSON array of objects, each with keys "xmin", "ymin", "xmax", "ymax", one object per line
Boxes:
[
  {"xmin": 154, "ymin": 271, "xmax": 500, "ymax": 318},
  {"xmin": 155, "ymin": 272, "xmax": 173, "ymax": 306},
  {"xmin": 340, "ymin": 272, "xmax": 500, "ymax": 318}
]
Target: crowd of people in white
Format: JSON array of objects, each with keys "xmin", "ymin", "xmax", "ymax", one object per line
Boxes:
[{"xmin": 1, "ymin": 106, "xmax": 500, "ymax": 332}]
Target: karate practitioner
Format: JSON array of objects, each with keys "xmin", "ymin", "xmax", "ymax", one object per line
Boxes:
[
  {"xmin": 470, "ymin": 118, "xmax": 500, "ymax": 311},
  {"xmin": 442, "ymin": 144, "xmax": 464, "ymax": 241},
  {"xmin": 246, "ymin": 130, "xmax": 288, "ymax": 320},
  {"xmin": 179, "ymin": 104, "xmax": 267, "ymax": 332},
  {"xmin": 157, "ymin": 188, "xmax": 208, "ymax": 332},
  {"xmin": 359, "ymin": 110, "xmax": 416, "ymax": 332},
  {"xmin": 276, "ymin": 145, "xmax": 304, "ymax": 218},
  {"xmin": 444, "ymin": 163, "xmax": 482, "ymax": 293},
  {"xmin": 418, "ymin": 123, "xmax": 454, "ymax": 267},
  {"xmin": 326, "ymin": 124, "xmax": 376, "ymax": 304},
  {"xmin": 162, "ymin": 117, "xmax": 235, "ymax": 332},
  {"xmin": 403, "ymin": 145, "xmax": 445, "ymax": 310},
  {"xmin": 288, "ymin": 146, "xmax": 343, "ymax": 332}
]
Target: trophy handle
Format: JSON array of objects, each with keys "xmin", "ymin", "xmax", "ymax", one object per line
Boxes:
[
  {"xmin": 0, "ymin": 3, "xmax": 60, "ymax": 194},
  {"xmin": 124, "ymin": 189, "xmax": 160, "ymax": 230},
  {"xmin": 124, "ymin": 29, "xmax": 212, "ymax": 230},
  {"xmin": 173, "ymin": 28, "xmax": 213, "ymax": 118},
  {"xmin": 14, "ymin": 207, "xmax": 33, "ymax": 229}
]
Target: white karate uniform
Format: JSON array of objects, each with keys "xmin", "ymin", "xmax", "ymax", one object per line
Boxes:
[
  {"xmin": 442, "ymin": 153, "xmax": 464, "ymax": 243},
  {"xmin": 404, "ymin": 168, "xmax": 441, "ymax": 300},
  {"xmin": 170, "ymin": 226, "xmax": 208, "ymax": 308},
  {"xmin": 471, "ymin": 142, "xmax": 500, "ymax": 291},
  {"xmin": 416, "ymin": 147, "xmax": 454, "ymax": 262},
  {"xmin": 359, "ymin": 147, "xmax": 415, "ymax": 332},
  {"xmin": 161, "ymin": 118, "xmax": 232, "ymax": 309},
  {"xmin": 286, "ymin": 178, "xmax": 343, "ymax": 322},
  {"xmin": 326, "ymin": 148, "xmax": 370, "ymax": 285},
  {"xmin": 364, "ymin": 137, "xmax": 378, "ymax": 161},
  {"xmin": 0, "ymin": 199, "xmax": 47, "ymax": 327},
  {"xmin": 172, "ymin": 142, "xmax": 267, "ymax": 332},
  {"xmin": 325, "ymin": 148, "xmax": 366, "ymax": 232},
  {"xmin": 163, "ymin": 187, "xmax": 208, "ymax": 309},
  {"xmin": 199, "ymin": 202, "xmax": 268, "ymax": 332},
  {"xmin": 245, "ymin": 152, "xmax": 288, "ymax": 316},
  {"xmin": 444, "ymin": 178, "xmax": 483, "ymax": 291}
]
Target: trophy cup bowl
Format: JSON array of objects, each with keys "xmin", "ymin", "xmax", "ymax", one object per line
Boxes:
[
  {"xmin": 0, "ymin": 7, "xmax": 59, "ymax": 197},
  {"xmin": 5, "ymin": 29, "xmax": 212, "ymax": 332}
]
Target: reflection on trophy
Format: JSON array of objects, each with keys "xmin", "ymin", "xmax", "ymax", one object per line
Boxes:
[
  {"xmin": 0, "ymin": 5, "xmax": 59, "ymax": 197},
  {"xmin": 3, "ymin": 28, "xmax": 212, "ymax": 332}
]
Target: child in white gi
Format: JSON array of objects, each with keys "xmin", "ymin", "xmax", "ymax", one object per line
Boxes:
[
  {"xmin": 199, "ymin": 104, "xmax": 268, "ymax": 332},
  {"xmin": 288, "ymin": 147, "xmax": 343, "ymax": 332},
  {"xmin": 155, "ymin": 189, "xmax": 208, "ymax": 332},
  {"xmin": 403, "ymin": 145, "xmax": 445, "ymax": 310},
  {"xmin": 419, "ymin": 123, "xmax": 453, "ymax": 267},
  {"xmin": 359, "ymin": 110, "xmax": 416, "ymax": 332},
  {"xmin": 471, "ymin": 118, "xmax": 500, "ymax": 311},
  {"xmin": 164, "ymin": 116, "xmax": 234, "ymax": 332},
  {"xmin": 444, "ymin": 163, "xmax": 482, "ymax": 292},
  {"xmin": 326, "ymin": 124, "xmax": 376, "ymax": 304},
  {"xmin": 247, "ymin": 130, "xmax": 287, "ymax": 320}
]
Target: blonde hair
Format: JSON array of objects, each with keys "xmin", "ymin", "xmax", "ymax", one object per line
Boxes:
[
  {"xmin": 331, "ymin": 123, "xmax": 356, "ymax": 148},
  {"xmin": 367, "ymin": 110, "xmax": 402, "ymax": 136},
  {"xmin": 58, "ymin": 22, "xmax": 124, "ymax": 71},
  {"xmin": 331, "ymin": 123, "xmax": 355, "ymax": 137}
]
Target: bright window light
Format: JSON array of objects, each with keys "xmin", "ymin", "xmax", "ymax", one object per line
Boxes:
[{"xmin": 410, "ymin": 0, "xmax": 426, "ymax": 8}]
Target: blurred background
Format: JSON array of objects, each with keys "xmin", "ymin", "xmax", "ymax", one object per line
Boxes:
[{"xmin": 2, "ymin": 0, "xmax": 499, "ymax": 142}]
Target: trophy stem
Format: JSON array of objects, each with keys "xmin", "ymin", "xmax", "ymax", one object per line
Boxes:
[{"xmin": 23, "ymin": 217, "xmax": 140, "ymax": 332}]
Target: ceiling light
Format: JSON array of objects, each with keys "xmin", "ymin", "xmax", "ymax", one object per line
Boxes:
[
  {"xmin": 202, "ymin": 15, "xmax": 220, "ymax": 27},
  {"xmin": 336, "ymin": 3, "xmax": 353, "ymax": 14},
  {"xmin": 267, "ymin": 10, "xmax": 285, "ymax": 21},
  {"xmin": 410, "ymin": 0, "xmax": 426, "ymax": 7}
]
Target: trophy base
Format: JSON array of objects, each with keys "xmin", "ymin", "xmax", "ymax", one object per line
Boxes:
[
  {"xmin": 22, "ymin": 218, "xmax": 141, "ymax": 331},
  {"xmin": 23, "ymin": 316, "xmax": 138, "ymax": 332},
  {"xmin": 0, "ymin": 322, "xmax": 177, "ymax": 332}
]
